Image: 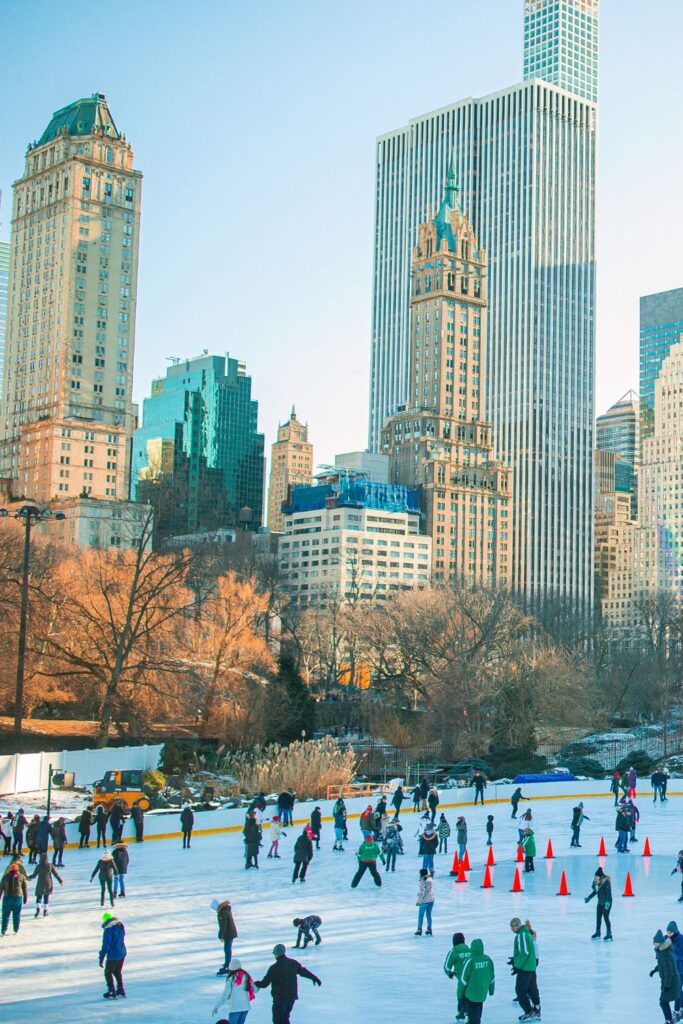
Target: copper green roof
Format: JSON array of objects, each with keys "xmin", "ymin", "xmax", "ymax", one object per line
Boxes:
[
  {"xmin": 37, "ymin": 93, "xmax": 120, "ymax": 146},
  {"xmin": 434, "ymin": 150, "xmax": 461, "ymax": 252}
]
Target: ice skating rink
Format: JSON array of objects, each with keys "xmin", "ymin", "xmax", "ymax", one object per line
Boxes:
[{"xmin": 1, "ymin": 788, "xmax": 680, "ymax": 1022}]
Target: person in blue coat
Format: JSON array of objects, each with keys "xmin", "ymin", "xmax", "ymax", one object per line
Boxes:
[
  {"xmin": 99, "ymin": 912, "xmax": 127, "ymax": 999},
  {"xmin": 666, "ymin": 922, "xmax": 683, "ymax": 1018}
]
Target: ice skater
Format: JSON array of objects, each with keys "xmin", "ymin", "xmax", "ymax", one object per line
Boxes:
[
  {"xmin": 51, "ymin": 817, "xmax": 67, "ymax": 867},
  {"xmin": 585, "ymin": 866, "xmax": 613, "ymax": 941},
  {"xmin": 112, "ymin": 841, "xmax": 129, "ymax": 898},
  {"xmin": 332, "ymin": 800, "xmax": 346, "ymax": 851},
  {"xmin": 180, "ymin": 803, "xmax": 194, "ymax": 848},
  {"xmin": 415, "ymin": 868, "xmax": 434, "ymax": 935},
  {"xmin": 359, "ymin": 805, "xmax": 374, "ymax": 839},
  {"xmin": 382, "ymin": 820, "xmax": 402, "ymax": 871},
  {"xmin": 570, "ymin": 802, "xmax": 589, "ymax": 847},
  {"xmin": 671, "ymin": 851, "xmax": 683, "ymax": 902},
  {"xmin": 109, "ymin": 801, "xmax": 126, "ymax": 844},
  {"xmin": 486, "ymin": 815, "xmax": 494, "ymax": 846},
  {"xmin": 510, "ymin": 917, "xmax": 540, "ymax": 1021},
  {"xmin": 255, "ymin": 943, "xmax": 321, "ymax": 1023},
  {"xmin": 99, "ymin": 912, "xmax": 127, "ymax": 999},
  {"xmin": 456, "ymin": 816, "xmax": 468, "ymax": 861},
  {"xmin": 78, "ymin": 806, "xmax": 92, "ymax": 849},
  {"xmin": 472, "ymin": 771, "xmax": 487, "ymax": 805},
  {"xmin": 11, "ymin": 809, "xmax": 28, "ymax": 856},
  {"xmin": 437, "ymin": 812, "xmax": 451, "ymax": 854},
  {"xmin": 427, "ymin": 785, "xmax": 440, "ymax": 822},
  {"xmin": 444, "ymin": 931, "xmax": 471, "ymax": 1021},
  {"xmin": 522, "ymin": 827, "xmax": 536, "ymax": 872},
  {"xmin": 0, "ymin": 862, "xmax": 27, "ymax": 935},
  {"xmin": 420, "ymin": 821, "xmax": 438, "ymax": 874},
  {"xmin": 351, "ymin": 833, "xmax": 384, "ymax": 887},
  {"xmin": 517, "ymin": 808, "xmax": 533, "ymax": 844},
  {"xmin": 391, "ymin": 785, "xmax": 405, "ymax": 818},
  {"xmin": 664, "ymin": 922, "xmax": 683, "ymax": 1021},
  {"xmin": 459, "ymin": 937, "xmax": 495, "ymax": 1024},
  {"xmin": 244, "ymin": 812, "xmax": 261, "ymax": 870},
  {"xmin": 95, "ymin": 804, "xmax": 108, "ymax": 847},
  {"xmin": 411, "ymin": 784, "xmax": 421, "ymax": 812},
  {"xmin": 212, "ymin": 956, "xmax": 255, "ymax": 1020},
  {"xmin": 212, "ymin": 897, "xmax": 238, "ymax": 975},
  {"xmin": 615, "ymin": 803, "xmax": 631, "ymax": 852},
  {"xmin": 292, "ymin": 828, "xmax": 313, "ymax": 883},
  {"xmin": 268, "ymin": 816, "xmax": 286, "ymax": 858},
  {"xmin": 651, "ymin": 929, "xmax": 680, "ymax": 1024},
  {"xmin": 29, "ymin": 851, "xmax": 63, "ymax": 917},
  {"xmin": 293, "ymin": 914, "xmax": 322, "ymax": 947},
  {"xmin": 309, "ymin": 807, "xmax": 322, "ymax": 850},
  {"xmin": 90, "ymin": 850, "xmax": 118, "ymax": 907},
  {"xmin": 26, "ymin": 814, "xmax": 39, "ymax": 864},
  {"xmin": 131, "ymin": 802, "xmax": 144, "ymax": 842},
  {"xmin": 510, "ymin": 787, "xmax": 528, "ymax": 818}
]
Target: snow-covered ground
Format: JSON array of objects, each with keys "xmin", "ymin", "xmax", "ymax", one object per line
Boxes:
[{"xmin": 2, "ymin": 790, "xmax": 681, "ymax": 1022}]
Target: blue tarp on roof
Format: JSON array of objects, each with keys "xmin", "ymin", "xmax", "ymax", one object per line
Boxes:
[{"xmin": 513, "ymin": 772, "xmax": 577, "ymax": 784}]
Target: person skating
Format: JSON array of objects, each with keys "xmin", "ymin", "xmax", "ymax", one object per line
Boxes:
[
  {"xmin": 459, "ymin": 937, "xmax": 495, "ymax": 1024},
  {"xmin": 456, "ymin": 816, "xmax": 468, "ymax": 862},
  {"xmin": 510, "ymin": 917, "xmax": 540, "ymax": 1021},
  {"xmin": 609, "ymin": 771, "xmax": 621, "ymax": 807},
  {"xmin": 444, "ymin": 931, "xmax": 471, "ymax": 1021},
  {"xmin": 437, "ymin": 812, "xmax": 451, "ymax": 854},
  {"xmin": 486, "ymin": 815, "xmax": 494, "ymax": 846},
  {"xmin": 472, "ymin": 771, "xmax": 487, "ymax": 806},
  {"xmin": 130, "ymin": 802, "xmax": 144, "ymax": 842},
  {"xmin": 2, "ymin": 853, "xmax": 27, "ymax": 880},
  {"xmin": 292, "ymin": 828, "xmax": 313, "ymax": 883},
  {"xmin": 293, "ymin": 914, "xmax": 322, "ymax": 948},
  {"xmin": 664, "ymin": 922, "xmax": 683, "ymax": 1021},
  {"xmin": 427, "ymin": 785, "xmax": 440, "ymax": 823},
  {"xmin": 95, "ymin": 804, "xmax": 108, "ymax": 848},
  {"xmin": 522, "ymin": 828, "xmax": 536, "ymax": 873},
  {"xmin": 628, "ymin": 765, "xmax": 637, "ymax": 798},
  {"xmin": 351, "ymin": 833, "xmax": 384, "ymax": 888},
  {"xmin": 268, "ymin": 816, "xmax": 286, "ymax": 858},
  {"xmin": 391, "ymin": 785, "xmax": 405, "ymax": 819},
  {"xmin": 415, "ymin": 868, "xmax": 435, "ymax": 936},
  {"xmin": 517, "ymin": 808, "xmax": 533, "ymax": 845},
  {"xmin": 615, "ymin": 803, "xmax": 631, "ymax": 852},
  {"xmin": 359, "ymin": 805, "xmax": 374, "ymax": 840},
  {"xmin": 243, "ymin": 812, "xmax": 261, "ymax": 870},
  {"xmin": 373, "ymin": 797, "xmax": 388, "ymax": 839},
  {"xmin": 109, "ymin": 801, "xmax": 126, "ymax": 844},
  {"xmin": 663, "ymin": 769, "xmax": 671, "ymax": 801},
  {"xmin": 112, "ymin": 842, "xmax": 129, "ymax": 898},
  {"xmin": 78, "ymin": 807, "xmax": 93, "ymax": 849},
  {"xmin": 277, "ymin": 789, "xmax": 295, "ymax": 828},
  {"xmin": 652, "ymin": 768, "xmax": 665, "ymax": 803},
  {"xmin": 51, "ymin": 817, "xmax": 67, "ymax": 867},
  {"xmin": 213, "ymin": 956, "xmax": 255, "ymax": 1021},
  {"xmin": 180, "ymin": 803, "xmax": 194, "ymax": 848},
  {"xmin": 671, "ymin": 851, "xmax": 683, "ymax": 902},
  {"xmin": 36, "ymin": 815, "xmax": 52, "ymax": 857},
  {"xmin": 0, "ymin": 862, "xmax": 27, "ymax": 935},
  {"xmin": 511, "ymin": 787, "xmax": 528, "ymax": 819},
  {"xmin": 309, "ymin": 807, "xmax": 322, "ymax": 851},
  {"xmin": 332, "ymin": 801, "xmax": 346, "ymax": 852},
  {"xmin": 11, "ymin": 809, "xmax": 28, "ymax": 856},
  {"xmin": 99, "ymin": 911, "xmax": 127, "ymax": 999},
  {"xmin": 628, "ymin": 797, "xmax": 640, "ymax": 843},
  {"xmin": 420, "ymin": 821, "xmax": 439, "ymax": 875},
  {"xmin": 90, "ymin": 850, "xmax": 118, "ymax": 907},
  {"xmin": 585, "ymin": 866, "xmax": 613, "ymax": 940},
  {"xmin": 26, "ymin": 814, "xmax": 39, "ymax": 865},
  {"xmin": 29, "ymin": 851, "xmax": 63, "ymax": 917},
  {"xmin": 255, "ymin": 943, "xmax": 321, "ymax": 1024},
  {"xmin": 419, "ymin": 777, "xmax": 429, "ymax": 811},
  {"xmin": 382, "ymin": 820, "xmax": 402, "ymax": 871},
  {"xmin": 570, "ymin": 802, "xmax": 589, "ymax": 847},
  {"xmin": 1, "ymin": 812, "xmax": 13, "ymax": 856},
  {"xmin": 248, "ymin": 791, "xmax": 267, "ymax": 819},
  {"xmin": 211, "ymin": 897, "xmax": 238, "ymax": 975},
  {"xmin": 651, "ymin": 929, "xmax": 681, "ymax": 1024},
  {"xmin": 411, "ymin": 785, "xmax": 421, "ymax": 812}
]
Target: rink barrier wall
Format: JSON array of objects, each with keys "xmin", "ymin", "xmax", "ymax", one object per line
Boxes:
[
  {"xmin": 21, "ymin": 778, "xmax": 675, "ymax": 852},
  {"xmin": 0, "ymin": 743, "xmax": 164, "ymax": 797}
]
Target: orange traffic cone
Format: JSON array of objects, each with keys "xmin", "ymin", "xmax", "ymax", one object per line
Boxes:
[
  {"xmin": 516, "ymin": 844, "xmax": 524, "ymax": 863},
  {"xmin": 449, "ymin": 850, "xmax": 460, "ymax": 876},
  {"xmin": 455, "ymin": 860, "xmax": 468, "ymax": 883},
  {"xmin": 545, "ymin": 838, "xmax": 554, "ymax": 859},
  {"xmin": 462, "ymin": 848, "xmax": 471, "ymax": 871},
  {"xmin": 486, "ymin": 845, "xmax": 495, "ymax": 868},
  {"xmin": 511, "ymin": 867, "xmax": 524, "ymax": 892},
  {"xmin": 556, "ymin": 870, "xmax": 571, "ymax": 896},
  {"xmin": 643, "ymin": 836, "xmax": 652, "ymax": 857},
  {"xmin": 597, "ymin": 836, "xmax": 607, "ymax": 857},
  {"xmin": 480, "ymin": 864, "xmax": 494, "ymax": 888},
  {"xmin": 623, "ymin": 871, "xmax": 634, "ymax": 897}
]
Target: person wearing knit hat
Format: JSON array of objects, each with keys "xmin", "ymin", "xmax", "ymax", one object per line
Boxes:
[
  {"xmin": 351, "ymin": 834, "xmax": 385, "ymax": 888},
  {"xmin": 212, "ymin": 955, "xmax": 255, "ymax": 1020},
  {"xmin": 99, "ymin": 912, "xmax": 127, "ymax": 999},
  {"xmin": 585, "ymin": 868, "xmax": 613, "ymax": 941},
  {"xmin": 651, "ymin": 929, "xmax": 680, "ymax": 1024},
  {"xmin": 112, "ymin": 842, "xmax": 129, "ymax": 899},
  {"xmin": 0, "ymin": 861, "xmax": 28, "ymax": 935},
  {"xmin": 212, "ymin": 898, "xmax": 238, "ymax": 976},
  {"xmin": 665, "ymin": 922, "xmax": 683, "ymax": 1019},
  {"xmin": 90, "ymin": 850, "xmax": 118, "ymax": 908},
  {"xmin": 256, "ymin": 944, "xmax": 321, "ymax": 1022}
]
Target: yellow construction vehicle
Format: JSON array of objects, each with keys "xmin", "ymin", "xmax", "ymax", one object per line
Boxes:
[{"xmin": 93, "ymin": 769, "xmax": 153, "ymax": 812}]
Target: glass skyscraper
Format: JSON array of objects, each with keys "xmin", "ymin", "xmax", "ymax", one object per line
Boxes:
[
  {"xmin": 132, "ymin": 354, "xmax": 265, "ymax": 544},
  {"xmin": 524, "ymin": 0, "xmax": 599, "ymax": 103},
  {"xmin": 596, "ymin": 391, "xmax": 639, "ymax": 518},
  {"xmin": 0, "ymin": 241, "xmax": 8, "ymax": 403},
  {"xmin": 369, "ymin": 1, "xmax": 598, "ymax": 609},
  {"xmin": 640, "ymin": 288, "xmax": 683, "ymax": 444}
]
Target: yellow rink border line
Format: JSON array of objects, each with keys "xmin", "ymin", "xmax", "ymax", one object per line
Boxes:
[{"xmin": 24, "ymin": 786, "xmax": 671, "ymax": 851}]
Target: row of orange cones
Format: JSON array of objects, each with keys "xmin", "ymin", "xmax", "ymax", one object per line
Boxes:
[
  {"xmin": 452, "ymin": 861, "xmax": 637, "ymax": 897},
  {"xmin": 449, "ymin": 834, "xmax": 653, "ymax": 876}
]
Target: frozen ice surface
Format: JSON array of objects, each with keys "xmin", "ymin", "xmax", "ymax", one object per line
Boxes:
[{"xmin": 2, "ymin": 791, "xmax": 681, "ymax": 1022}]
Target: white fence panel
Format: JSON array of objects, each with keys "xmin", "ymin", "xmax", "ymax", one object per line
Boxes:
[{"xmin": 0, "ymin": 742, "xmax": 163, "ymax": 795}]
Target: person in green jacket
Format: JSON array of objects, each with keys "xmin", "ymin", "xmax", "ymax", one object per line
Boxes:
[
  {"xmin": 522, "ymin": 828, "xmax": 536, "ymax": 873},
  {"xmin": 510, "ymin": 917, "xmax": 540, "ymax": 1021},
  {"xmin": 350, "ymin": 834, "xmax": 385, "ymax": 888},
  {"xmin": 444, "ymin": 931, "xmax": 471, "ymax": 1021},
  {"xmin": 459, "ymin": 937, "xmax": 494, "ymax": 1024}
]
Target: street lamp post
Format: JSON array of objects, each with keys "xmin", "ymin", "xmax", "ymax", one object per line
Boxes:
[{"xmin": 0, "ymin": 503, "xmax": 66, "ymax": 737}]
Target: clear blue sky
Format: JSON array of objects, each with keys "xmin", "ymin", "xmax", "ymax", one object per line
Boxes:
[{"xmin": 2, "ymin": 1, "xmax": 682, "ymax": 464}]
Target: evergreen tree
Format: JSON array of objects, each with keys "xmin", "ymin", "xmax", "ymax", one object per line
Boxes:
[{"xmin": 267, "ymin": 652, "xmax": 316, "ymax": 744}]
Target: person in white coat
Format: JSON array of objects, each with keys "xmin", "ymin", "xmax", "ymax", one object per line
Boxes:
[
  {"xmin": 213, "ymin": 957, "xmax": 255, "ymax": 1023},
  {"xmin": 267, "ymin": 817, "xmax": 286, "ymax": 859}
]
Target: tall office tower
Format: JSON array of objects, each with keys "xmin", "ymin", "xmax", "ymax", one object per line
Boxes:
[
  {"xmin": 369, "ymin": 0, "xmax": 597, "ymax": 608},
  {"xmin": 0, "ymin": 94, "xmax": 141, "ymax": 501},
  {"xmin": 0, "ymin": 241, "xmax": 8, "ymax": 402},
  {"xmin": 523, "ymin": 0, "xmax": 599, "ymax": 103},
  {"xmin": 640, "ymin": 288, "xmax": 683, "ymax": 443},
  {"xmin": 131, "ymin": 354, "xmax": 265, "ymax": 544},
  {"xmin": 596, "ymin": 390, "xmax": 639, "ymax": 517},
  {"xmin": 593, "ymin": 448, "xmax": 634, "ymax": 609},
  {"xmin": 267, "ymin": 407, "xmax": 313, "ymax": 534},
  {"xmin": 381, "ymin": 170, "xmax": 512, "ymax": 587}
]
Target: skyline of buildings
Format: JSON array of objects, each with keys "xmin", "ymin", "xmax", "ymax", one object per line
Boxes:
[{"xmin": 369, "ymin": 0, "xmax": 597, "ymax": 610}]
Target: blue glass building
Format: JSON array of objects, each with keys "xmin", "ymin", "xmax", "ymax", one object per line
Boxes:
[
  {"xmin": 640, "ymin": 288, "xmax": 683, "ymax": 444},
  {"xmin": 132, "ymin": 354, "xmax": 265, "ymax": 543}
]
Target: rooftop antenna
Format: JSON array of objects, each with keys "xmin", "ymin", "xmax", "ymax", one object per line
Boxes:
[{"xmin": 166, "ymin": 357, "xmax": 180, "ymax": 365}]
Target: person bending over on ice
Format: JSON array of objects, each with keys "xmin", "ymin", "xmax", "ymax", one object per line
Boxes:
[
  {"xmin": 293, "ymin": 914, "xmax": 322, "ymax": 948},
  {"xmin": 585, "ymin": 867, "xmax": 613, "ymax": 941},
  {"xmin": 29, "ymin": 852, "xmax": 62, "ymax": 917},
  {"xmin": 213, "ymin": 956, "xmax": 255, "ymax": 1022},
  {"xmin": 351, "ymin": 833, "xmax": 385, "ymax": 888},
  {"xmin": 99, "ymin": 912, "xmax": 126, "ymax": 999},
  {"xmin": 651, "ymin": 929, "xmax": 681, "ymax": 1024},
  {"xmin": 444, "ymin": 931, "xmax": 471, "ymax": 1021},
  {"xmin": 459, "ymin": 937, "xmax": 495, "ymax": 1024},
  {"xmin": 90, "ymin": 850, "xmax": 118, "ymax": 907},
  {"xmin": 255, "ymin": 943, "xmax": 321, "ymax": 1024},
  {"xmin": 509, "ymin": 917, "xmax": 540, "ymax": 1021}
]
